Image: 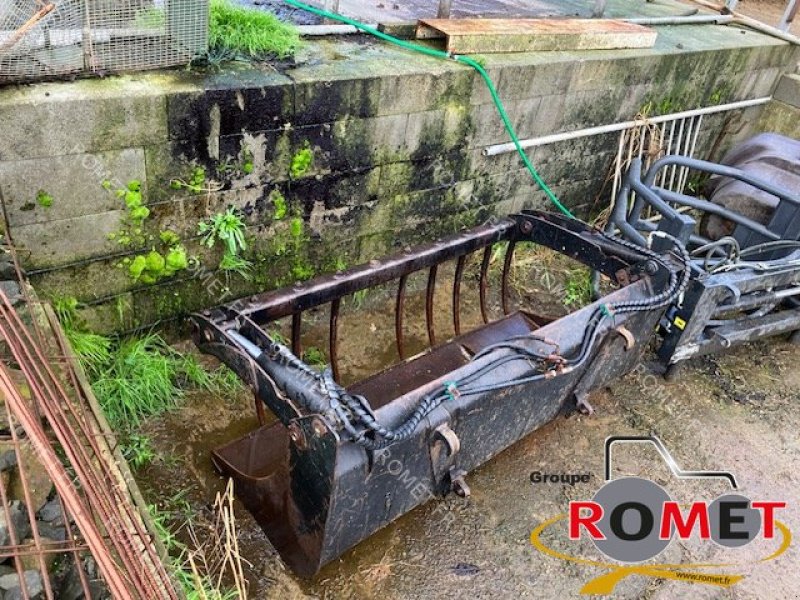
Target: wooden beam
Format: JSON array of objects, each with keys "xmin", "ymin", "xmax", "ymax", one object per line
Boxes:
[{"xmin": 416, "ymin": 18, "xmax": 658, "ymax": 54}]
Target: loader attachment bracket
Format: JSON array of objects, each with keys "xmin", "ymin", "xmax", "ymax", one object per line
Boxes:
[{"xmin": 605, "ymin": 139, "xmax": 800, "ymax": 367}]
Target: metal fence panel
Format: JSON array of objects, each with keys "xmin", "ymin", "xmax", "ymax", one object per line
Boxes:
[{"xmin": 0, "ymin": 0, "xmax": 207, "ymax": 83}]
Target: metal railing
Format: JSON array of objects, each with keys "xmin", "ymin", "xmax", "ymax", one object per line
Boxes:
[{"xmin": 726, "ymin": 0, "xmax": 798, "ymax": 31}]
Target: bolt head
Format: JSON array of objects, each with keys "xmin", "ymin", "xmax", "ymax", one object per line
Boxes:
[
  {"xmin": 288, "ymin": 423, "xmax": 306, "ymax": 448},
  {"xmin": 312, "ymin": 419, "xmax": 327, "ymax": 437}
]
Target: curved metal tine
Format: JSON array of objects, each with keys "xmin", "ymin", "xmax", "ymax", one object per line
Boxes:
[
  {"xmin": 426, "ymin": 265, "xmax": 438, "ymax": 347},
  {"xmin": 501, "ymin": 240, "xmax": 517, "ymax": 316},
  {"xmin": 453, "ymin": 254, "xmax": 467, "ymax": 336},
  {"xmin": 479, "ymin": 245, "xmax": 492, "ymax": 324},
  {"xmin": 291, "ymin": 312, "xmax": 302, "ymax": 357},
  {"xmin": 254, "ymin": 391, "xmax": 267, "ymax": 426},
  {"xmin": 395, "ymin": 274, "xmax": 407, "ymax": 360},
  {"xmin": 329, "ymin": 298, "xmax": 341, "ymax": 382}
]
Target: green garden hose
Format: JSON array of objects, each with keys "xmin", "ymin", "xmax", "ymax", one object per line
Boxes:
[{"xmin": 283, "ymin": 0, "xmax": 575, "ymax": 218}]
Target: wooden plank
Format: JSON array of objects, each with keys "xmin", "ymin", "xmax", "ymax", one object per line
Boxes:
[{"xmin": 416, "ymin": 18, "xmax": 657, "ymax": 53}]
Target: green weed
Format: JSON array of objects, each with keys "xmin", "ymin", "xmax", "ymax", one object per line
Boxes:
[
  {"xmin": 103, "ymin": 179, "xmax": 190, "ymax": 286},
  {"xmin": 36, "ymin": 190, "xmax": 53, "ymax": 208},
  {"xmin": 207, "ymin": 365, "xmax": 245, "ymax": 395},
  {"xmin": 289, "ymin": 144, "xmax": 313, "ymax": 179},
  {"xmin": 159, "ymin": 230, "xmax": 181, "ymax": 246},
  {"xmin": 148, "ymin": 501, "xmax": 239, "ymax": 600},
  {"xmin": 563, "ymin": 269, "xmax": 592, "ymax": 308},
  {"xmin": 351, "ymin": 289, "xmax": 369, "ymax": 309},
  {"xmin": 287, "ymin": 217, "xmax": 313, "ymax": 280},
  {"xmin": 171, "ymin": 166, "xmax": 207, "ymax": 194},
  {"xmin": 270, "ymin": 189, "xmax": 287, "ymax": 220},
  {"xmin": 219, "ymin": 252, "xmax": 253, "ymax": 281},
  {"xmin": 52, "ymin": 296, "xmax": 112, "ymax": 375},
  {"xmin": 199, "ymin": 208, "xmax": 247, "ymax": 257},
  {"xmin": 267, "ymin": 329, "xmax": 289, "ymax": 346},
  {"xmin": 90, "ymin": 334, "xmax": 183, "ymax": 426},
  {"xmin": 121, "ymin": 434, "xmax": 156, "ymax": 469},
  {"xmin": 66, "ymin": 330, "xmax": 112, "ymax": 377},
  {"xmin": 88, "ymin": 334, "xmax": 228, "ymax": 427},
  {"xmin": 53, "ymin": 296, "xmax": 80, "ymax": 331},
  {"xmin": 148, "ymin": 504, "xmax": 180, "ymax": 552},
  {"xmin": 107, "ymin": 180, "xmax": 149, "ymax": 248},
  {"xmin": 240, "ymin": 147, "xmax": 254, "ymax": 174},
  {"xmin": 175, "ymin": 355, "xmax": 244, "ymax": 395},
  {"xmin": 199, "ymin": 207, "xmax": 252, "ymax": 282},
  {"xmin": 302, "ymin": 347, "xmax": 327, "ymax": 368},
  {"xmin": 333, "ymin": 257, "xmax": 347, "ymax": 272},
  {"xmin": 208, "ymin": 0, "xmax": 301, "ymax": 59}
]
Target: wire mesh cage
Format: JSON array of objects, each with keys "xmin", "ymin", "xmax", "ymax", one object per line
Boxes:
[{"xmin": 0, "ymin": 0, "xmax": 208, "ymax": 83}]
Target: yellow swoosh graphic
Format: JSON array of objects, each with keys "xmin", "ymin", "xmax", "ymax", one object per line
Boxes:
[{"xmin": 530, "ymin": 513, "xmax": 791, "ymax": 595}]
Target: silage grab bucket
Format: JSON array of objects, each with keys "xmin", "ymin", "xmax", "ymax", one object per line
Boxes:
[{"xmin": 191, "ymin": 211, "xmax": 687, "ymax": 577}]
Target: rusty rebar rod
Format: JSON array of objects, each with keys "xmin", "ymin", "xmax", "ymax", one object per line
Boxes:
[
  {"xmin": 0, "ymin": 292, "xmax": 179, "ymax": 599},
  {"xmin": 0, "ymin": 365, "xmax": 134, "ymax": 599}
]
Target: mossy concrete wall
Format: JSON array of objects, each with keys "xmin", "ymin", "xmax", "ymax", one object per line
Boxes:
[
  {"xmin": 0, "ymin": 24, "xmax": 797, "ymax": 332},
  {"xmin": 756, "ymin": 73, "xmax": 800, "ymax": 138}
]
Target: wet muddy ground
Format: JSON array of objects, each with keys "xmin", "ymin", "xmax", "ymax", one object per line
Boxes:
[{"xmin": 135, "ymin": 251, "xmax": 800, "ymax": 599}]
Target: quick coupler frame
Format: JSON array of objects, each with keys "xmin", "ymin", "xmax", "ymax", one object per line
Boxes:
[{"xmin": 606, "ymin": 154, "xmax": 800, "ymax": 376}]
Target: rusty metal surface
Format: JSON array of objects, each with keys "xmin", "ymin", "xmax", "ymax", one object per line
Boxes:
[
  {"xmin": 329, "ymin": 298, "xmax": 341, "ymax": 382},
  {"xmin": 220, "ymin": 219, "xmax": 517, "ymax": 327},
  {"xmin": 348, "ymin": 341, "xmax": 469, "ymax": 405},
  {"xmin": 395, "ymin": 274, "xmax": 408, "ymax": 359},
  {"xmin": 452, "ymin": 254, "xmax": 466, "ymax": 336},
  {"xmin": 479, "ymin": 245, "xmax": 491, "ymax": 324},
  {"xmin": 0, "ymin": 291, "xmax": 180, "ymax": 600},
  {"xmin": 457, "ymin": 311, "xmax": 539, "ymax": 355},
  {"xmin": 425, "ymin": 265, "xmax": 438, "ymax": 347},
  {"xmin": 501, "ymin": 239, "xmax": 516, "ymax": 315},
  {"xmin": 416, "ymin": 18, "xmax": 658, "ymax": 53}
]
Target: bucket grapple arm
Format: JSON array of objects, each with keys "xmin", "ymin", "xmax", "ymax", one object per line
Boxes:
[{"xmin": 191, "ymin": 211, "xmax": 687, "ymax": 576}]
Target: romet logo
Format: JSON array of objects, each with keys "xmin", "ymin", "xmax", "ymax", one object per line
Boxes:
[{"xmin": 530, "ymin": 436, "xmax": 791, "ymax": 595}]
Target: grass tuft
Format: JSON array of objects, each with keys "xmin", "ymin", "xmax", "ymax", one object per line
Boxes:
[
  {"xmin": 66, "ymin": 330, "xmax": 113, "ymax": 377},
  {"xmin": 209, "ymin": 0, "xmax": 301, "ymax": 60},
  {"xmin": 563, "ymin": 268, "xmax": 593, "ymax": 308},
  {"xmin": 122, "ymin": 434, "xmax": 156, "ymax": 469},
  {"xmin": 302, "ymin": 346, "xmax": 327, "ymax": 369},
  {"xmin": 70, "ymin": 331, "xmax": 244, "ymax": 427},
  {"xmin": 176, "ymin": 354, "xmax": 245, "ymax": 396},
  {"xmin": 91, "ymin": 334, "xmax": 186, "ymax": 426}
]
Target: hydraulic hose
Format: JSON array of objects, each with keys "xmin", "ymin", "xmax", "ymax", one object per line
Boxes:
[{"xmin": 283, "ymin": 0, "xmax": 575, "ymax": 218}]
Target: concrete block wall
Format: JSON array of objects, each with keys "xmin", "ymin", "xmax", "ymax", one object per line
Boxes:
[
  {"xmin": 756, "ymin": 73, "xmax": 800, "ymax": 138},
  {"xmin": 0, "ymin": 24, "xmax": 797, "ymax": 332}
]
